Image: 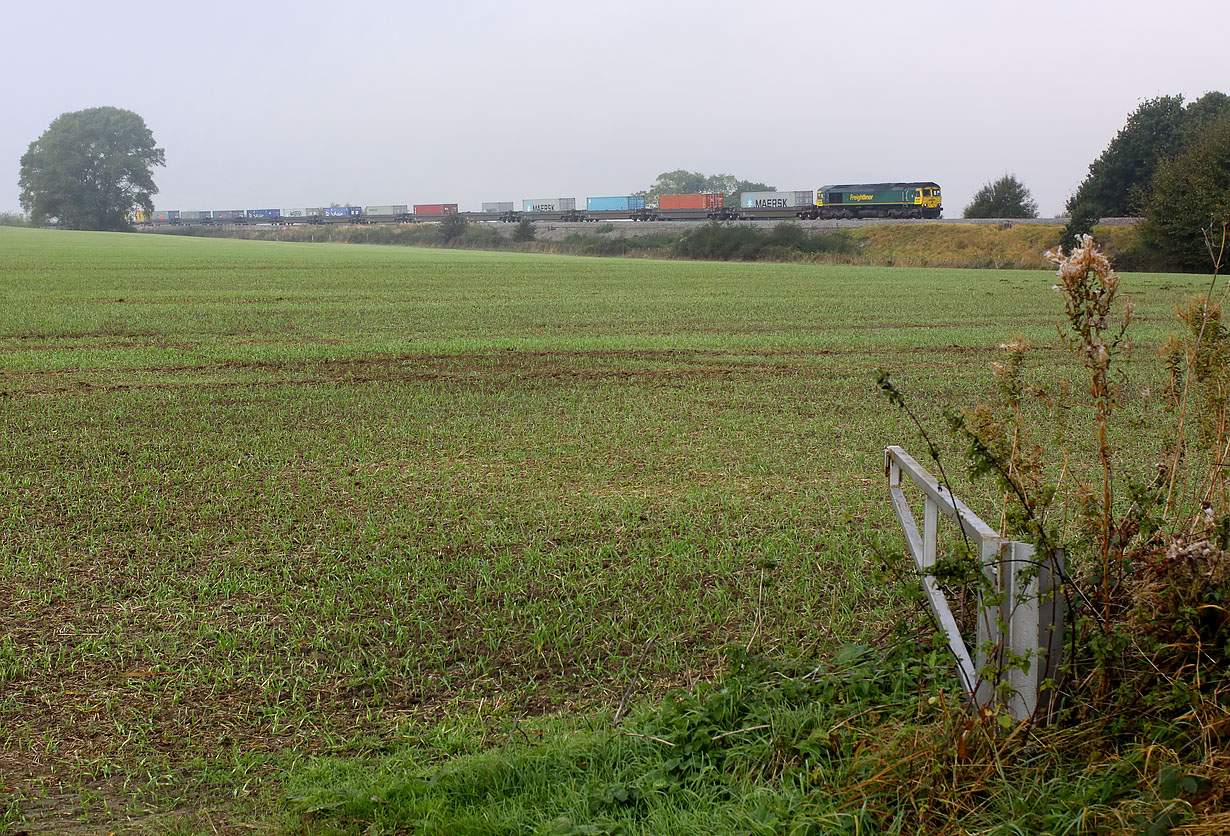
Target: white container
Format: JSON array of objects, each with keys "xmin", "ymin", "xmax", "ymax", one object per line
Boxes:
[
  {"xmin": 522, "ymin": 198, "xmax": 577, "ymax": 213},
  {"xmin": 365, "ymin": 205, "xmax": 408, "ymax": 215},
  {"xmin": 482, "ymin": 202, "xmax": 515, "ymax": 213},
  {"xmin": 739, "ymin": 190, "xmax": 814, "ymax": 209}
]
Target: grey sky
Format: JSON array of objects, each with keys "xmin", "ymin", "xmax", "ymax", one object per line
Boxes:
[{"xmin": 4, "ymin": 0, "xmax": 1227, "ymax": 217}]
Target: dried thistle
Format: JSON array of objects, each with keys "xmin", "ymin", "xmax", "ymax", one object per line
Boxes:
[{"xmin": 1045, "ymin": 235, "xmax": 1136, "ymax": 629}]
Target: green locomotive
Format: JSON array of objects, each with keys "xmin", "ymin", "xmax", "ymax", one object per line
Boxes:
[{"xmin": 797, "ymin": 182, "xmax": 942, "ymax": 220}]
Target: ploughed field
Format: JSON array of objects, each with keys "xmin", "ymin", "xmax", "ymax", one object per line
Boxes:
[{"xmin": 0, "ymin": 227, "xmax": 1202, "ymax": 829}]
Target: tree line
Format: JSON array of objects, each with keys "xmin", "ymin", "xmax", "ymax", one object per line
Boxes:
[{"xmin": 962, "ymin": 92, "xmax": 1230, "ymax": 269}]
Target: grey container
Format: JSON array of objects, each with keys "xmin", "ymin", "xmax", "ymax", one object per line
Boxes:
[
  {"xmin": 522, "ymin": 198, "xmax": 577, "ymax": 213},
  {"xmin": 482, "ymin": 202, "xmax": 515, "ymax": 213},
  {"xmin": 739, "ymin": 190, "xmax": 814, "ymax": 209},
  {"xmin": 365, "ymin": 205, "xmax": 409, "ymax": 215}
]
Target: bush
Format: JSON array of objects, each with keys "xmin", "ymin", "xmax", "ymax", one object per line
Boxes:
[
  {"xmin": 511, "ymin": 218, "xmax": 536, "ymax": 242},
  {"xmin": 672, "ymin": 222, "xmax": 854, "ymax": 261},
  {"xmin": 453, "ymin": 224, "xmax": 505, "ymax": 249},
  {"xmin": 672, "ymin": 223, "xmax": 766, "ymax": 260},
  {"xmin": 963, "ymin": 174, "xmax": 1039, "ymax": 218},
  {"xmin": 439, "ymin": 213, "xmax": 469, "ymax": 243},
  {"xmin": 0, "ymin": 212, "xmax": 30, "ymax": 227}
]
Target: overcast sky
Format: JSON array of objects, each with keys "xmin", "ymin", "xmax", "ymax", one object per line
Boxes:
[{"xmin": 4, "ymin": 1, "xmax": 1227, "ymax": 217}]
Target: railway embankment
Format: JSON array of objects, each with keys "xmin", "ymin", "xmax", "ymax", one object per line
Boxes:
[
  {"xmin": 501, "ymin": 216, "xmax": 1138, "ymax": 241},
  {"xmin": 142, "ymin": 217, "xmax": 1147, "ymax": 270}
]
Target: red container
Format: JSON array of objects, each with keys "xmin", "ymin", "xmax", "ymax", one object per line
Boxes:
[
  {"xmin": 413, "ymin": 204, "xmax": 459, "ymax": 215},
  {"xmin": 659, "ymin": 193, "xmax": 724, "ymax": 210}
]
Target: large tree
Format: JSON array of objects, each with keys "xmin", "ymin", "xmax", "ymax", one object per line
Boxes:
[
  {"xmin": 962, "ymin": 174, "xmax": 1039, "ymax": 218},
  {"xmin": 1140, "ymin": 115, "xmax": 1230, "ymax": 271},
  {"xmin": 1066, "ymin": 93, "xmax": 1230, "ymax": 217},
  {"xmin": 639, "ymin": 169, "xmax": 772, "ymax": 208},
  {"xmin": 19, "ymin": 107, "xmax": 165, "ymax": 230}
]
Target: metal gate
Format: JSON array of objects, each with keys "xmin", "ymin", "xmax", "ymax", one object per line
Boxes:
[{"xmin": 885, "ymin": 446, "xmax": 1065, "ymax": 721}]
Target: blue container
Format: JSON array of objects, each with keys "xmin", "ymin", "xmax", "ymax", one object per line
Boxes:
[
  {"xmin": 246, "ymin": 208, "xmax": 281, "ymax": 218},
  {"xmin": 586, "ymin": 195, "xmax": 646, "ymax": 212},
  {"xmin": 323, "ymin": 206, "xmax": 362, "ymax": 217}
]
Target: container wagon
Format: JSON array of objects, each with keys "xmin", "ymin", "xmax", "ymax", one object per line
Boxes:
[
  {"xmin": 280, "ymin": 208, "xmax": 322, "ymax": 222},
  {"xmin": 320, "ymin": 206, "xmax": 363, "ymax": 223},
  {"xmin": 483, "ymin": 202, "xmax": 520, "ymax": 222},
  {"xmin": 413, "ymin": 204, "xmax": 459, "ymax": 218},
  {"xmin": 585, "ymin": 195, "xmax": 652, "ymax": 220},
  {"xmin": 655, "ymin": 193, "xmax": 733, "ymax": 220},
  {"xmin": 522, "ymin": 198, "xmax": 584, "ymax": 221},
  {"xmin": 738, "ymin": 190, "xmax": 815, "ymax": 218},
  {"xmin": 365, "ymin": 205, "xmax": 411, "ymax": 222}
]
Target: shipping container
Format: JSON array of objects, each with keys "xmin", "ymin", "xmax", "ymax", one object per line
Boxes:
[
  {"xmin": 739, "ymin": 190, "xmax": 813, "ymax": 209},
  {"xmin": 152, "ymin": 210, "xmax": 180, "ymax": 222},
  {"xmin": 586, "ymin": 195, "xmax": 647, "ymax": 212},
  {"xmin": 213, "ymin": 210, "xmax": 246, "ymax": 220},
  {"xmin": 482, "ymin": 202, "xmax": 515, "ymax": 213},
  {"xmin": 280, "ymin": 208, "xmax": 321, "ymax": 218},
  {"xmin": 323, "ymin": 206, "xmax": 363, "ymax": 217},
  {"xmin": 246, "ymin": 208, "xmax": 281, "ymax": 218},
  {"xmin": 179, "ymin": 210, "xmax": 210, "ymax": 221},
  {"xmin": 413, "ymin": 204, "xmax": 459, "ymax": 215},
  {"xmin": 522, "ymin": 198, "xmax": 577, "ymax": 213},
  {"xmin": 365, "ymin": 205, "xmax": 409, "ymax": 216},
  {"xmin": 658, "ymin": 193, "xmax": 724, "ymax": 210}
]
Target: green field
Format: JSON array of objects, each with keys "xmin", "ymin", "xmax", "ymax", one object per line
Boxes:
[{"xmin": 0, "ymin": 227, "xmax": 1207, "ymax": 832}]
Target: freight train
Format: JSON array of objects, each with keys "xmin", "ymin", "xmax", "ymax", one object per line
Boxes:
[{"xmin": 131, "ymin": 182, "xmax": 942, "ymax": 226}]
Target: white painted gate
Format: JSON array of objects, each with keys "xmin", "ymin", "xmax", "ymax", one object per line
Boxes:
[{"xmin": 885, "ymin": 446, "xmax": 1064, "ymax": 721}]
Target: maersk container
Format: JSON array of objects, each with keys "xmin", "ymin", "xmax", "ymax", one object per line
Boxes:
[
  {"xmin": 586, "ymin": 195, "xmax": 647, "ymax": 212},
  {"xmin": 523, "ymin": 198, "xmax": 577, "ymax": 213},
  {"xmin": 152, "ymin": 210, "xmax": 180, "ymax": 221},
  {"xmin": 281, "ymin": 208, "xmax": 319, "ymax": 218},
  {"xmin": 482, "ymin": 202, "xmax": 515, "ymax": 213},
  {"xmin": 659, "ymin": 193, "xmax": 724, "ymax": 210},
  {"xmin": 246, "ymin": 208, "xmax": 281, "ymax": 218},
  {"xmin": 740, "ymin": 190, "xmax": 813, "ymax": 209},
  {"xmin": 213, "ymin": 210, "xmax": 246, "ymax": 220},
  {"xmin": 414, "ymin": 204, "xmax": 459, "ymax": 215},
  {"xmin": 365, "ymin": 205, "xmax": 409, "ymax": 216},
  {"xmin": 323, "ymin": 206, "xmax": 362, "ymax": 217}
]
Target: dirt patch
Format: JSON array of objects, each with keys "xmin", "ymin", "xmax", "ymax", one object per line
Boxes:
[{"xmin": 0, "ymin": 345, "xmax": 1043, "ymax": 399}]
